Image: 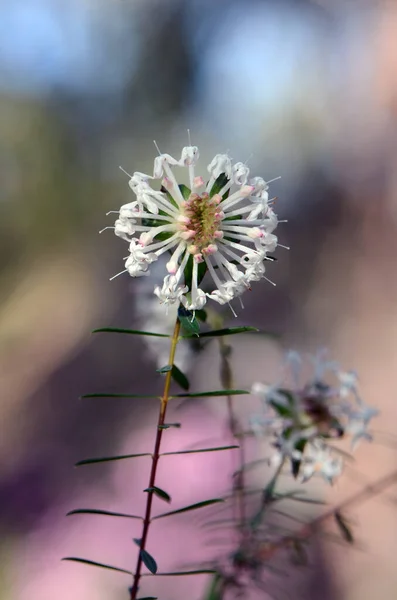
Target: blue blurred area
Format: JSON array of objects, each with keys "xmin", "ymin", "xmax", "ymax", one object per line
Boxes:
[{"xmin": 0, "ymin": 0, "xmax": 138, "ymax": 95}]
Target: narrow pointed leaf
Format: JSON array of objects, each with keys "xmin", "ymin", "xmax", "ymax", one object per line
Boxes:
[
  {"xmin": 67, "ymin": 509, "xmax": 143, "ymax": 519},
  {"xmin": 178, "ymin": 184, "xmax": 191, "ymax": 200},
  {"xmin": 140, "ymin": 549, "xmax": 158, "ymax": 574},
  {"xmin": 81, "ymin": 393, "xmax": 160, "ymax": 399},
  {"xmin": 93, "ymin": 328, "xmax": 169, "ymax": 338},
  {"xmin": 171, "ymin": 365, "xmax": 190, "ymax": 390},
  {"xmin": 178, "ymin": 306, "xmax": 200, "ymax": 337},
  {"xmin": 275, "ymin": 492, "xmax": 326, "ymax": 505},
  {"xmin": 75, "ymin": 453, "xmax": 151, "ymax": 466},
  {"xmin": 62, "ymin": 557, "xmax": 132, "ymax": 575},
  {"xmin": 137, "ymin": 597, "xmax": 158, "ymax": 599},
  {"xmin": 143, "ymin": 569, "xmax": 217, "ymax": 577},
  {"xmin": 182, "ymin": 327, "xmax": 258, "ymax": 339},
  {"xmin": 161, "ymin": 184, "xmax": 179, "ymax": 209},
  {"xmin": 158, "ymin": 423, "xmax": 181, "ymax": 430},
  {"xmin": 175, "ymin": 389, "xmax": 248, "ymax": 398},
  {"xmin": 144, "ymin": 486, "xmax": 171, "ymax": 503},
  {"xmin": 209, "ymin": 172, "xmax": 229, "ymax": 197},
  {"xmin": 182, "ymin": 255, "xmax": 207, "ymax": 299},
  {"xmin": 133, "ymin": 538, "xmax": 142, "ymax": 547},
  {"xmin": 152, "ymin": 499, "xmax": 224, "ymax": 520},
  {"xmin": 162, "ymin": 445, "xmax": 239, "ymax": 456}
]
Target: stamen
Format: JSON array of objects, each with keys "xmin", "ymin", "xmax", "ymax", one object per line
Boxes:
[
  {"xmin": 266, "ymin": 176, "xmax": 282, "ymax": 184},
  {"xmin": 119, "ymin": 166, "xmax": 133, "ymax": 178},
  {"xmin": 264, "ymin": 276, "xmax": 277, "ymax": 286},
  {"xmin": 99, "ymin": 226, "xmax": 114, "ymax": 233},
  {"xmin": 109, "ymin": 269, "xmax": 128, "ymax": 281},
  {"xmin": 153, "ymin": 140, "xmax": 162, "ymax": 156},
  {"xmin": 228, "ymin": 302, "xmax": 238, "ymax": 318}
]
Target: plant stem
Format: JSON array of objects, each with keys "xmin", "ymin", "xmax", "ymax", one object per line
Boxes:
[
  {"xmin": 129, "ymin": 315, "xmax": 181, "ymax": 600},
  {"xmin": 249, "ymin": 457, "xmax": 285, "ymax": 532},
  {"xmin": 257, "ymin": 467, "xmax": 397, "ymax": 563},
  {"xmin": 221, "ymin": 343, "xmax": 247, "ymax": 539}
]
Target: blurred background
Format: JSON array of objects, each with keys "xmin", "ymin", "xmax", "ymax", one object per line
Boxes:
[{"xmin": 1, "ymin": 0, "xmax": 397, "ymax": 598}]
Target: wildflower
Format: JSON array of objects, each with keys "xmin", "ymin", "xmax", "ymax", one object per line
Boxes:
[
  {"xmin": 106, "ymin": 146, "xmax": 280, "ymax": 310},
  {"xmin": 300, "ymin": 441, "xmax": 344, "ymax": 484},
  {"xmin": 251, "ymin": 350, "xmax": 379, "ymax": 484},
  {"xmin": 345, "ymin": 401, "xmax": 379, "ymax": 449}
]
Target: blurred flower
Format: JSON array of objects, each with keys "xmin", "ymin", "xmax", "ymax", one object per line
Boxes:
[
  {"xmin": 251, "ymin": 350, "xmax": 379, "ymax": 484},
  {"xmin": 104, "ymin": 146, "xmax": 280, "ymax": 310},
  {"xmin": 134, "ymin": 266, "xmax": 193, "ymax": 371},
  {"xmin": 301, "ymin": 440, "xmax": 343, "ymax": 485}
]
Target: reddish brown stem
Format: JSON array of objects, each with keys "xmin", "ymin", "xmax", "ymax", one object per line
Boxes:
[{"xmin": 129, "ymin": 316, "xmax": 181, "ymax": 600}]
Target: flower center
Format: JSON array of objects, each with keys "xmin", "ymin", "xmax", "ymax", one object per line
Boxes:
[{"xmin": 179, "ymin": 192, "xmax": 224, "ymax": 261}]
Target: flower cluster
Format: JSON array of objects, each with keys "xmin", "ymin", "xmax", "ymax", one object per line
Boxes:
[
  {"xmin": 251, "ymin": 351, "xmax": 379, "ymax": 484},
  {"xmin": 106, "ymin": 146, "xmax": 280, "ymax": 310}
]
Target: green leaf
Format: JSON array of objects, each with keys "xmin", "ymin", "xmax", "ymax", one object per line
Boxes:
[
  {"xmin": 274, "ymin": 490, "xmax": 326, "ymax": 504},
  {"xmin": 274, "ymin": 492, "xmax": 326, "ymax": 505},
  {"xmin": 158, "ymin": 423, "xmax": 181, "ymax": 429},
  {"xmin": 203, "ymin": 573, "xmax": 223, "ymax": 600},
  {"xmin": 144, "ymin": 486, "xmax": 171, "ymax": 503},
  {"xmin": 142, "ymin": 569, "xmax": 217, "ymax": 577},
  {"xmin": 152, "ymin": 499, "xmax": 224, "ymax": 520},
  {"xmin": 93, "ymin": 328, "xmax": 169, "ymax": 338},
  {"xmin": 81, "ymin": 393, "xmax": 160, "ymax": 399},
  {"xmin": 156, "ymin": 364, "xmax": 190, "ymax": 391},
  {"xmin": 174, "ymin": 389, "xmax": 248, "ymax": 398},
  {"xmin": 178, "ymin": 306, "xmax": 200, "ymax": 337},
  {"xmin": 209, "ymin": 172, "xmax": 229, "ymax": 198},
  {"xmin": 160, "ymin": 184, "xmax": 179, "ymax": 209},
  {"xmin": 157, "ymin": 365, "xmax": 172, "ymax": 374},
  {"xmin": 171, "ymin": 365, "xmax": 190, "ymax": 390},
  {"xmin": 195, "ymin": 309, "xmax": 207, "ymax": 322},
  {"xmin": 178, "ymin": 184, "xmax": 191, "ymax": 200},
  {"xmin": 140, "ymin": 549, "xmax": 158, "ymax": 574},
  {"xmin": 334, "ymin": 511, "xmax": 354, "ymax": 543},
  {"xmin": 181, "ymin": 326, "xmax": 258, "ymax": 339},
  {"xmin": 62, "ymin": 557, "xmax": 131, "ymax": 575},
  {"xmin": 162, "ymin": 445, "xmax": 239, "ymax": 456},
  {"xmin": 269, "ymin": 397, "xmax": 293, "ymax": 418},
  {"xmin": 133, "ymin": 538, "xmax": 142, "ymax": 547},
  {"xmin": 182, "ymin": 255, "xmax": 207, "ymax": 297},
  {"xmin": 75, "ymin": 453, "xmax": 151, "ymax": 466},
  {"xmin": 67, "ymin": 509, "xmax": 143, "ymax": 519},
  {"xmin": 291, "ymin": 437, "xmax": 307, "ymax": 479}
]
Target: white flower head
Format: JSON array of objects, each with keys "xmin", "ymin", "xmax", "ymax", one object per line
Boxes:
[
  {"xmin": 251, "ymin": 350, "xmax": 380, "ymax": 485},
  {"xmin": 107, "ymin": 146, "xmax": 281, "ymax": 310}
]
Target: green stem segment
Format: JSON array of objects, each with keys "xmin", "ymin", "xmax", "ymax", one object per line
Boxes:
[{"xmin": 129, "ymin": 315, "xmax": 181, "ymax": 600}]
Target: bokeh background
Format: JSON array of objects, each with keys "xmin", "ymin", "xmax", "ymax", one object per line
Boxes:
[{"xmin": 1, "ymin": 0, "xmax": 397, "ymax": 598}]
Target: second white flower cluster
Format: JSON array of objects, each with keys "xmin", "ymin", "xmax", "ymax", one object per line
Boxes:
[{"xmin": 251, "ymin": 351, "xmax": 379, "ymax": 484}]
